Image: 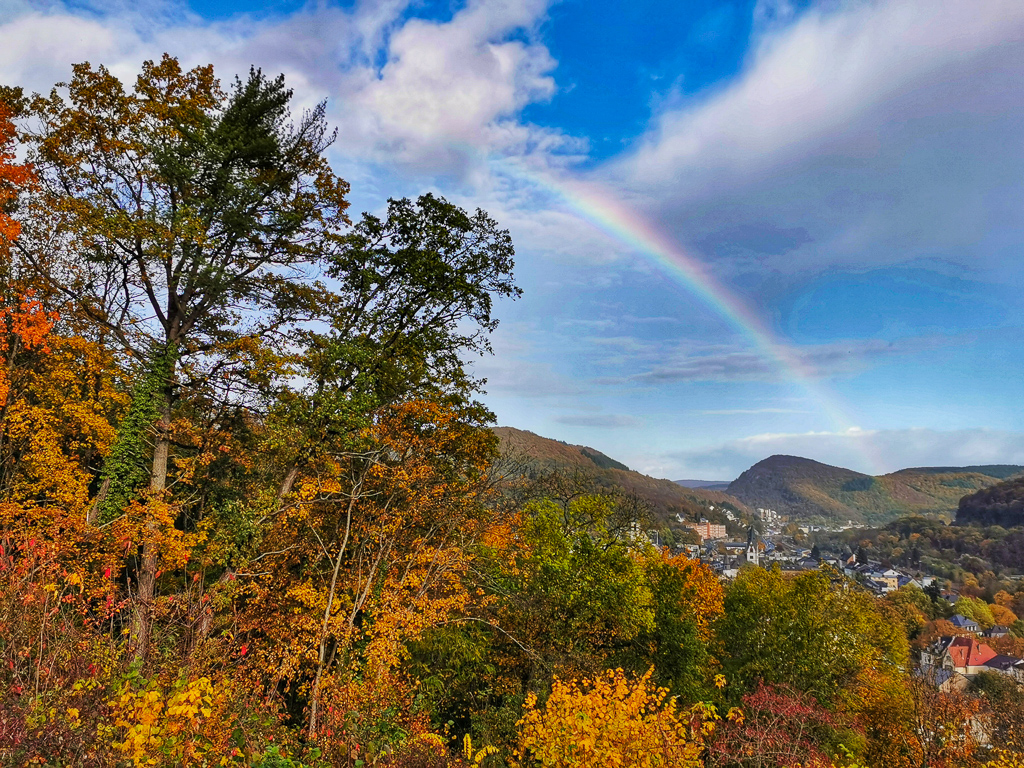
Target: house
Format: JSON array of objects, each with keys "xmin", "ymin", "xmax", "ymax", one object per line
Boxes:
[
  {"xmin": 949, "ymin": 614, "xmax": 980, "ymax": 633},
  {"xmin": 897, "ymin": 575, "xmax": 923, "ymax": 590},
  {"xmin": 915, "ymin": 665, "xmax": 968, "ymax": 692},
  {"xmin": 983, "ymin": 625, "xmax": 1010, "ymax": 639},
  {"xmin": 921, "ymin": 636, "xmax": 958, "ymax": 668},
  {"xmin": 983, "ymin": 655, "xmax": 1022, "ymax": 678},
  {"xmin": 943, "ymin": 637, "xmax": 998, "ymax": 676}
]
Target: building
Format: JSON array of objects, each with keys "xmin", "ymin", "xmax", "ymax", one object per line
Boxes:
[
  {"xmin": 683, "ymin": 519, "xmax": 727, "ymax": 541},
  {"xmin": 915, "ymin": 665, "xmax": 968, "ymax": 692},
  {"xmin": 755, "ymin": 507, "xmax": 779, "ymax": 523},
  {"xmin": 943, "ymin": 637, "xmax": 998, "ymax": 676},
  {"xmin": 984, "ymin": 625, "xmax": 1010, "ymax": 639},
  {"xmin": 949, "ymin": 614, "xmax": 980, "ymax": 633},
  {"xmin": 745, "ymin": 526, "xmax": 760, "ymax": 567}
]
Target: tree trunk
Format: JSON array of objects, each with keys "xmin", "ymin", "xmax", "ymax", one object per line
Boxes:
[
  {"xmin": 130, "ymin": 361, "xmax": 174, "ymax": 661},
  {"xmin": 308, "ymin": 482, "xmax": 358, "ymax": 740},
  {"xmin": 87, "ymin": 476, "xmax": 110, "ymax": 525},
  {"xmin": 276, "ymin": 464, "xmax": 299, "ymax": 509}
]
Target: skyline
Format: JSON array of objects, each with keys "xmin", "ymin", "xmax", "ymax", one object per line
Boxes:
[{"xmin": 2, "ymin": 0, "xmax": 1023, "ymax": 478}]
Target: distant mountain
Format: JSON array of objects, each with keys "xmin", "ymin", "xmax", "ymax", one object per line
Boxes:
[
  {"xmin": 674, "ymin": 479, "xmax": 733, "ymax": 490},
  {"xmin": 956, "ymin": 475, "xmax": 1024, "ymax": 527},
  {"xmin": 727, "ymin": 455, "xmax": 1024, "ymax": 524},
  {"xmin": 492, "ymin": 427, "xmax": 752, "ymax": 526}
]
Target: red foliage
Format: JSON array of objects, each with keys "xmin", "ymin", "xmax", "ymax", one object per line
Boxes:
[{"xmin": 707, "ymin": 683, "xmax": 838, "ymax": 768}]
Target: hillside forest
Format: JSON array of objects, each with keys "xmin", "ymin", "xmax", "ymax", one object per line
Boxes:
[{"xmin": 2, "ymin": 56, "xmax": 1024, "ymax": 768}]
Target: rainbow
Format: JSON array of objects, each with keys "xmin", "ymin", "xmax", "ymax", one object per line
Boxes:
[{"xmin": 493, "ymin": 158, "xmax": 886, "ymax": 475}]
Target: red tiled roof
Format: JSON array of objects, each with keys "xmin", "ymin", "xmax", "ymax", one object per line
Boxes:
[{"xmin": 947, "ymin": 637, "xmax": 997, "ymax": 668}]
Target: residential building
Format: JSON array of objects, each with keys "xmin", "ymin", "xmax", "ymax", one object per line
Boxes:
[
  {"xmin": 949, "ymin": 614, "xmax": 980, "ymax": 633},
  {"xmin": 683, "ymin": 519, "xmax": 727, "ymax": 541},
  {"xmin": 943, "ymin": 637, "xmax": 998, "ymax": 676}
]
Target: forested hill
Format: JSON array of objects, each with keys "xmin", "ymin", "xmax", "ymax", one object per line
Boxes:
[
  {"xmin": 728, "ymin": 455, "xmax": 1024, "ymax": 524},
  {"xmin": 956, "ymin": 475, "xmax": 1024, "ymax": 527},
  {"xmin": 492, "ymin": 427, "xmax": 752, "ymax": 524}
]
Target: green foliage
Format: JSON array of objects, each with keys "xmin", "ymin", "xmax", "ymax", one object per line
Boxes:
[
  {"xmin": 823, "ymin": 515, "xmax": 1024, "ymax": 577},
  {"xmin": 954, "ymin": 596, "xmax": 996, "ymax": 628},
  {"xmin": 626, "ymin": 555, "xmax": 712, "ymax": 702},
  {"xmin": 718, "ymin": 568, "xmax": 909, "ymax": 705},
  {"xmin": 514, "ymin": 498, "xmax": 655, "ymax": 660},
  {"xmin": 98, "ymin": 347, "xmax": 176, "ymax": 522}
]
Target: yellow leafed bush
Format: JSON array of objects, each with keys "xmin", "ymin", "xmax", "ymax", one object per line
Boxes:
[
  {"xmin": 516, "ymin": 668, "xmax": 702, "ymax": 768},
  {"xmin": 111, "ymin": 675, "xmax": 222, "ymax": 767}
]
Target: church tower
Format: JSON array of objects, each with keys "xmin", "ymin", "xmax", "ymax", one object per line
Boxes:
[{"xmin": 746, "ymin": 526, "xmax": 760, "ymax": 567}]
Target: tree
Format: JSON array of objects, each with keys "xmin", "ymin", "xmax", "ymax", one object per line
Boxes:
[
  {"xmin": 955, "ymin": 596, "xmax": 996, "ymax": 629},
  {"xmin": 266, "ymin": 192, "xmax": 520, "ymax": 506},
  {"xmin": 970, "ymin": 671, "xmax": 1024, "ymax": 756},
  {"xmin": 705, "ymin": 683, "xmax": 837, "ymax": 768},
  {"xmin": 234, "ymin": 398, "xmax": 502, "ymax": 750},
  {"xmin": 909, "ymin": 675, "xmax": 982, "ymax": 767},
  {"xmin": 627, "ymin": 551, "xmax": 723, "ymax": 702},
  {"xmin": 717, "ymin": 568, "xmax": 909, "ymax": 707},
  {"xmin": 495, "ymin": 496, "xmax": 654, "ymax": 676},
  {"xmin": 19, "ymin": 55, "xmax": 350, "ymax": 657}
]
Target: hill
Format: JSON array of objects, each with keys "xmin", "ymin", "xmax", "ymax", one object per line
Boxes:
[
  {"xmin": 492, "ymin": 427, "xmax": 752, "ymax": 528},
  {"xmin": 728, "ymin": 455, "xmax": 1024, "ymax": 524},
  {"xmin": 956, "ymin": 475, "xmax": 1024, "ymax": 527},
  {"xmin": 674, "ymin": 479, "xmax": 732, "ymax": 490}
]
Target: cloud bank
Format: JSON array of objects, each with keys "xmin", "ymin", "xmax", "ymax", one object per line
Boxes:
[{"xmin": 610, "ymin": 0, "xmax": 1024, "ymax": 283}]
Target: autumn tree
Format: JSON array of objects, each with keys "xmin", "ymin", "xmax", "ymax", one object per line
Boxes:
[
  {"xmin": 909, "ymin": 675, "xmax": 982, "ymax": 768},
  {"xmin": 405, "ymin": 487, "xmax": 659, "ymax": 752},
  {"xmin": 235, "ymin": 399, "xmax": 501, "ymax": 753},
  {"xmin": 970, "ymin": 670, "xmax": 1024, "ymax": 756},
  {"xmin": 18, "ymin": 55, "xmax": 350, "ymax": 657}
]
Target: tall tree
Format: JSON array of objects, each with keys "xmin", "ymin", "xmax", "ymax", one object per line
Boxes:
[
  {"xmin": 17, "ymin": 55, "xmax": 350, "ymax": 656},
  {"xmin": 267, "ymin": 192, "xmax": 520, "ymax": 505}
]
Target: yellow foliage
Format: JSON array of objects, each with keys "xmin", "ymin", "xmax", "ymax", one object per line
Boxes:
[
  {"xmin": 111, "ymin": 676, "xmax": 224, "ymax": 767},
  {"xmin": 516, "ymin": 668, "xmax": 703, "ymax": 768},
  {"xmin": 985, "ymin": 751, "xmax": 1024, "ymax": 768}
]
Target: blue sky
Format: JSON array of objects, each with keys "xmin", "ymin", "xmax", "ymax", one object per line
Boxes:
[{"xmin": 3, "ymin": 0, "xmax": 1024, "ymax": 478}]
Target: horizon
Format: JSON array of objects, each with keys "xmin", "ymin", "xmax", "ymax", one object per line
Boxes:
[
  {"xmin": 3, "ymin": 0, "xmax": 1023, "ymax": 478},
  {"xmin": 494, "ymin": 423, "xmax": 1024, "ymax": 483}
]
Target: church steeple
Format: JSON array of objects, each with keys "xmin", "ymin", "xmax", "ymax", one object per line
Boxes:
[{"xmin": 746, "ymin": 526, "xmax": 760, "ymax": 567}]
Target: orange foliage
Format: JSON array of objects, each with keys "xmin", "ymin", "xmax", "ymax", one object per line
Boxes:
[
  {"xmin": 236, "ymin": 399, "xmax": 498, "ymax": 749},
  {"xmin": 0, "ymin": 103, "xmax": 31, "ymax": 245},
  {"xmin": 651, "ymin": 550, "xmax": 724, "ymax": 643},
  {"xmin": 990, "ymin": 603, "xmax": 1018, "ymax": 627}
]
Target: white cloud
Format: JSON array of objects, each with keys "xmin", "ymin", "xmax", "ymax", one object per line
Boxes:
[
  {"xmin": 0, "ymin": 0, "xmax": 566, "ymax": 176},
  {"xmin": 607, "ymin": 0, "xmax": 1024, "ymax": 278},
  {"xmin": 348, "ymin": 0, "xmax": 558, "ymax": 169}
]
